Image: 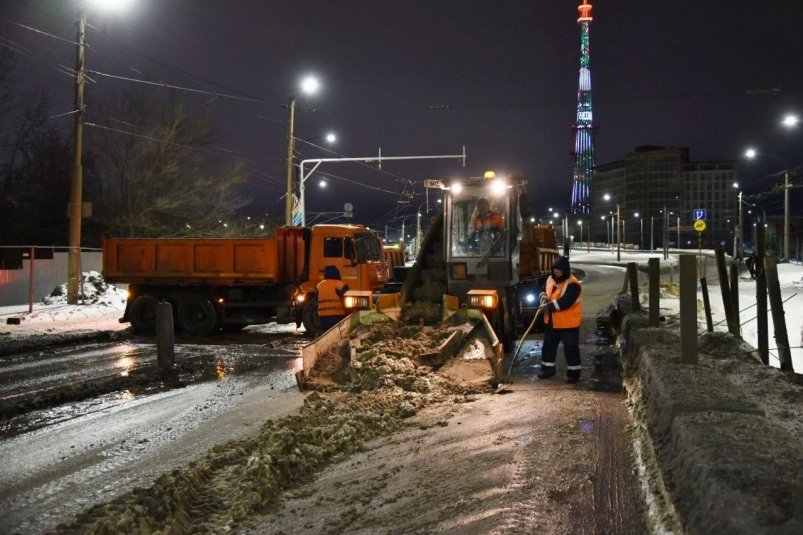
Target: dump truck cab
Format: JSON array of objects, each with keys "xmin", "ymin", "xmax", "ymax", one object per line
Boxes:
[{"xmin": 295, "ymin": 224, "xmax": 390, "ymax": 333}]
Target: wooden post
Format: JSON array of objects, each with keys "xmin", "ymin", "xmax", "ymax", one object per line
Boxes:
[
  {"xmin": 729, "ymin": 261, "xmax": 740, "ymax": 337},
  {"xmin": 648, "ymin": 258, "xmax": 660, "ymax": 327},
  {"xmin": 156, "ymin": 302, "xmax": 175, "ymax": 375},
  {"xmin": 680, "ymin": 255, "xmax": 698, "ymax": 364},
  {"xmin": 627, "ymin": 262, "xmax": 640, "ymax": 310},
  {"xmin": 764, "ymin": 257, "xmax": 793, "ymax": 371},
  {"xmin": 715, "ymin": 247, "xmax": 738, "ymax": 337},
  {"xmin": 700, "ymin": 278, "xmax": 714, "ymax": 332},
  {"xmin": 622, "ymin": 270, "xmax": 629, "ymax": 293},
  {"xmin": 756, "ymin": 225, "xmax": 769, "ymax": 365}
]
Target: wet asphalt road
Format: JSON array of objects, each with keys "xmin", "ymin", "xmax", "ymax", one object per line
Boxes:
[
  {"xmin": 0, "ymin": 325, "xmax": 308, "ymax": 534},
  {"xmin": 0, "ymin": 261, "xmax": 652, "ymax": 534}
]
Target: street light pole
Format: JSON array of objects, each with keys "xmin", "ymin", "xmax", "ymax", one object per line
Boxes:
[
  {"xmin": 616, "ymin": 203, "xmax": 622, "ymax": 262},
  {"xmin": 67, "ymin": 8, "xmax": 87, "ymax": 304},
  {"xmin": 284, "ymin": 97, "xmax": 296, "ymax": 226}
]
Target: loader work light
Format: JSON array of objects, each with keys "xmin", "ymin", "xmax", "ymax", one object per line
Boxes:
[
  {"xmin": 343, "ymin": 290, "xmax": 372, "ymax": 310},
  {"xmin": 467, "ymin": 289, "xmax": 498, "ymax": 310}
]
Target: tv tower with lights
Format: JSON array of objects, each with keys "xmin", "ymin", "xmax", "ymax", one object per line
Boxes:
[{"xmin": 570, "ymin": 0, "xmax": 595, "ymax": 215}]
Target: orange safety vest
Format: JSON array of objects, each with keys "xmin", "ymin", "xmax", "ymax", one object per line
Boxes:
[
  {"xmin": 544, "ymin": 275, "xmax": 582, "ymax": 329},
  {"xmin": 473, "ymin": 211, "xmax": 504, "ymax": 231},
  {"xmin": 316, "ymin": 279, "xmax": 346, "ymax": 317}
]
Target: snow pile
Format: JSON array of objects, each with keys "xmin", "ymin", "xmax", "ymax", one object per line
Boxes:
[
  {"xmin": 61, "ymin": 321, "xmax": 490, "ymax": 533},
  {"xmin": 41, "ymin": 271, "xmax": 126, "ymax": 307}
]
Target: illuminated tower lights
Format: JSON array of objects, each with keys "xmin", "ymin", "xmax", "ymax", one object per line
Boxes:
[{"xmin": 570, "ymin": 0, "xmax": 595, "ymax": 215}]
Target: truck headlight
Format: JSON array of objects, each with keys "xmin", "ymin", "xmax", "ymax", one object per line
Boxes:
[{"xmin": 466, "ymin": 289, "xmax": 498, "ymax": 310}]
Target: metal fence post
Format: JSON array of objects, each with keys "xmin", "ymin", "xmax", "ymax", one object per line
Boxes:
[
  {"xmin": 756, "ymin": 226, "xmax": 769, "ymax": 365},
  {"xmin": 680, "ymin": 254, "xmax": 698, "ymax": 364},
  {"xmin": 715, "ymin": 247, "xmax": 738, "ymax": 337},
  {"xmin": 700, "ymin": 277, "xmax": 714, "ymax": 332},
  {"xmin": 729, "ymin": 261, "xmax": 740, "ymax": 337},
  {"xmin": 648, "ymin": 258, "xmax": 660, "ymax": 327},
  {"xmin": 627, "ymin": 262, "xmax": 640, "ymax": 310},
  {"xmin": 156, "ymin": 301, "xmax": 175, "ymax": 375},
  {"xmin": 764, "ymin": 257, "xmax": 793, "ymax": 371}
]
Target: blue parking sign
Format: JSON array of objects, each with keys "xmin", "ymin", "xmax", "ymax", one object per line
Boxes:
[{"xmin": 693, "ymin": 209, "xmax": 706, "ymax": 221}]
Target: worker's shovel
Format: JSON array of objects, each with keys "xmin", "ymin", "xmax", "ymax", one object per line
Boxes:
[{"xmin": 495, "ymin": 307, "xmax": 544, "ymax": 394}]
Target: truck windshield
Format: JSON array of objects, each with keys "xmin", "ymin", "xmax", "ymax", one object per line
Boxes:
[
  {"xmin": 355, "ymin": 232, "xmax": 383, "ymax": 263},
  {"xmin": 450, "ymin": 187, "xmax": 506, "ymax": 258}
]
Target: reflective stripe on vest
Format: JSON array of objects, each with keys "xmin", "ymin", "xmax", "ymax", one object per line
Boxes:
[
  {"xmin": 317, "ymin": 279, "xmax": 346, "ymax": 316},
  {"xmin": 544, "ymin": 275, "xmax": 582, "ymax": 329}
]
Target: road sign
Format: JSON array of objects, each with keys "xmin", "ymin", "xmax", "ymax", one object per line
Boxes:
[
  {"xmin": 694, "ymin": 220, "xmax": 707, "ymax": 232},
  {"xmin": 693, "ymin": 209, "xmax": 706, "ymax": 221},
  {"xmin": 424, "ymin": 179, "xmax": 447, "ymax": 189}
]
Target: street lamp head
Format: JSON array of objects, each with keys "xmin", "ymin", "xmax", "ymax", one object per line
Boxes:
[
  {"xmin": 318, "ymin": 180, "xmax": 327, "ymax": 188},
  {"xmin": 300, "ymin": 75, "xmax": 320, "ymax": 95},
  {"xmin": 745, "ymin": 148, "xmax": 757, "ymax": 159},
  {"xmin": 603, "ymin": 193, "xmax": 611, "ymax": 201},
  {"xmin": 634, "ymin": 212, "xmax": 639, "ymax": 218},
  {"xmin": 782, "ymin": 113, "xmax": 799, "ymax": 128},
  {"xmin": 89, "ymin": 0, "xmax": 137, "ymax": 12},
  {"xmin": 325, "ymin": 132, "xmax": 337, "ymax": 144},
  {"xmin": 733, "ymin": 182, "xmax": 739, "ymax": 189}
]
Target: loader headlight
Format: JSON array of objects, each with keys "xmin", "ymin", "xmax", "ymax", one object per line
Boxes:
[
  {"xmin": 343, "ymin": 290, "xmax": 372, "ymax": 310},
  {"xmin": 295, "ymin": 293, "xmax": 306, "ymax": 304},
  {"xmin": 467, "ymin": 289, "xmax": 498, "ymax": 310}
]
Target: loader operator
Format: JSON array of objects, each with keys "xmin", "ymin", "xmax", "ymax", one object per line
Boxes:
[
  {"xmin": 537, "ymin": 256, "xmax": 583, "ymax": 383},
  {"xmin": 316, "ymin": 265, "xmax": 350, "ymax": 331},
  {"xmin": 469, "ymin": 197, "xmax": 505, "ymax": 253}
]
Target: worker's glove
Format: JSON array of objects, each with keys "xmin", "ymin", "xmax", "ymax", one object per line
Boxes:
[{"xmin": 539, "ymin": 293, "xmax": 549, "ymax": 306}]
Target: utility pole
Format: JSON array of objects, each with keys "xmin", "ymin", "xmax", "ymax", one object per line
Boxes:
[
  {"xmin": 67, "ymin": 8, "xmax": 87, "ymax": 304},
  {"xmin": 737, "ymin": 190, "xmax": 743, "ymax": 260},
  {"xmin": 663, "ymin": 205, "xmax": 669, "ymax": 260},
  {"xmin": 285, "ymin": 97, "xmax": 296, "ymax": 226}
]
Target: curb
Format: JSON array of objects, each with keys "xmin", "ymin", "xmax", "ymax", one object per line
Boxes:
[{"xmin": 617, "ymin": 297, "xmax": 803, "ymax": 534}]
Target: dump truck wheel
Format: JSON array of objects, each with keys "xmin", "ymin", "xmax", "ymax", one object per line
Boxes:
[
  {"xmin": 178, "ymin": 296, "xmax": 219, "ymax": 336},
  {"xmin": 129, "ymin": 295, "xmax": 159, "ymax": 335},
  {"xmin": 301, "ymin": 300, "xmax": 321, "ymax": 336}
]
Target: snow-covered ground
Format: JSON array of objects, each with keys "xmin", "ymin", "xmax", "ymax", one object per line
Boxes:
[
  {"xmin": 0, "ymin": 272, "xmax": 128, "ymax": 340},
  {"xmin": 571, "ymin": 248, "xmax": 803, "ymax": 372}
]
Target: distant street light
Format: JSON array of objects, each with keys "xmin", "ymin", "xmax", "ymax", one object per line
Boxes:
[
  {"xmin": 604, "ymin": 194, "xmax": 621, "ymax": 261},
  {"xmin": 325, "ymin": 132, "xmax": 337, "ymax": 144},
  {"xmin": 285, "ymin": 75, "xmax": 321, "ymax": 226},
  {"xmin": 744, "ymin": 147, "xmax": 792, "ymax": 261},
  {"xmin": 782, "ymin": 113, "xmax": 799, "ymax": 128},
  {"xmin": 635, "ymin": 212, "xmax": 643, "ymax": 250}
]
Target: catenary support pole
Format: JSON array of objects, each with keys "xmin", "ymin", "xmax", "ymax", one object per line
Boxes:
[
  {"xmin": 648, "ymin": 258, "xmax": 660, "ymax": 327},
  {"xmin": 679, "ymin": 254, "xmax": 698, "ymax": 364},
  {"xmin": 285, "ymin": 97, "xmax": 296, "ymax": 226}
]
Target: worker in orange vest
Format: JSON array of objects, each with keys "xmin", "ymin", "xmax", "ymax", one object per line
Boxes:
[
  {"xmin": 469, "ymin": 197, "xmax": 505, "ymax": 253},
  {"xmin": 316, "ymin": 265, "xmax": 350, "ymax": 332},
  {"xmin": 537, "ymin": 256, "xmax": 583, "ymax": 383}
]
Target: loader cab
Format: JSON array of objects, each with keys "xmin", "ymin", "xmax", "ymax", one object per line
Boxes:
[{"xmin": 443, "ymin": 174, "xmax": 522, "ymax": 297}]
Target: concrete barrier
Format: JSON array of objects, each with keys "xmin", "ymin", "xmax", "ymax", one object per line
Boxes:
[{"xmin": 617, "ymin": 296, "xmax": 803, "ymax": 534}]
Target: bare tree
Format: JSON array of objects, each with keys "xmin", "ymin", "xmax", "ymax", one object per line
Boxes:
[{"xmin": 94, "ymin": 91, "xmax": 249, "ymax": 237}]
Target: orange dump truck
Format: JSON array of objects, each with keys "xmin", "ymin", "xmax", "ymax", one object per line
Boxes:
[{"xmin": 103, "ymin": 225, "xmax": 389, "ymax": 336}]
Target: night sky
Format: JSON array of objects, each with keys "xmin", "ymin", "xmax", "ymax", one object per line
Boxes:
[{"xmin": 2, "ymin": 0, "xmax": 800, "ymax": 228}]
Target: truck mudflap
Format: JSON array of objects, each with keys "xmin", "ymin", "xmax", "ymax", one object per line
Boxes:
[{"xmin": 296, "ymin": 294, "xmax": 504, "ymax": 390}]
